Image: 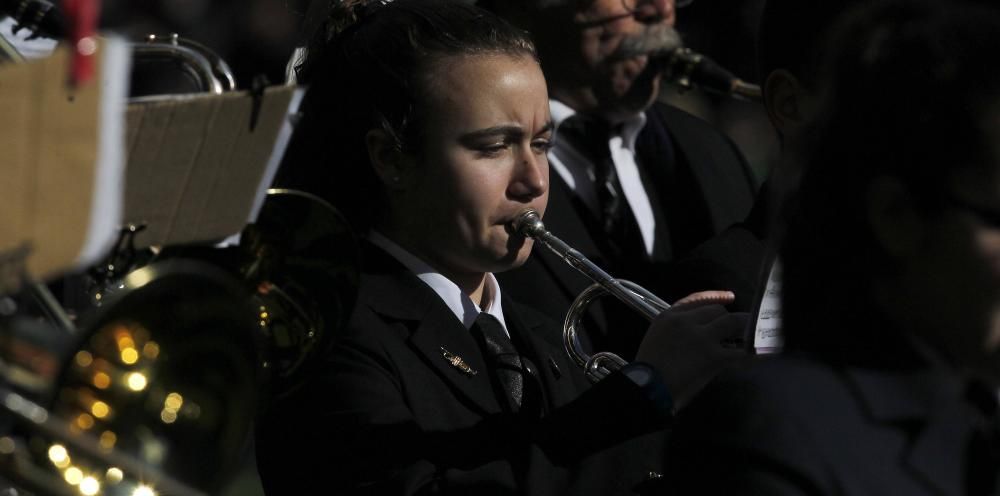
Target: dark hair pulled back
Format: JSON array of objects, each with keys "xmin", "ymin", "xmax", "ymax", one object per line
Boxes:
[{"xmin": 277, "ymin": 0, "xmax": 537, "ymax": 231}]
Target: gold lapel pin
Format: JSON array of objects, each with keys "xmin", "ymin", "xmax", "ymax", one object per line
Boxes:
[{"xmin": 440, "ymin": 347, "xmax": 477, "ymax": 376}]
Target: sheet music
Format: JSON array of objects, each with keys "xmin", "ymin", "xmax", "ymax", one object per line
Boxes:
[{"xmin": 753, "ymin": 259, "xmax": 784, "ymax": 354}]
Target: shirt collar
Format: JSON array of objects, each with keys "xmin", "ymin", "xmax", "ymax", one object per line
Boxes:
[
  {"xmin": 368, "ymin": 231, "xmax": 508, "ymax": 332},
  {"xmin": 550, "ymin": 98, "xmax": 647, "ymax": 153}
]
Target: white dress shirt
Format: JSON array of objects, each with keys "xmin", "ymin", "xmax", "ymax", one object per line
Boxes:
[
  {"xmin": 548, "ymin": 99, "xmax": 658, "ymax": 256},
  {"xmin": 368, "ymin": 231, "xmax": 510, "ymax": 337}
]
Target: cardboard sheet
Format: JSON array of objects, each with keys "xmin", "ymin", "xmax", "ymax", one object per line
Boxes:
[
  {"xmin": 0, "ymin": 38, "xmax": 129, "ymax": 292},
  {"xmin": 123, "ymin": 86, "xmax": 296, "ymax": 248}
]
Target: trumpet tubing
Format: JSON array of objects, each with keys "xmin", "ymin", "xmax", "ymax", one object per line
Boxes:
[{"xmin": 512, "ymin": 209, "xmax": 670, "ymax": 382}]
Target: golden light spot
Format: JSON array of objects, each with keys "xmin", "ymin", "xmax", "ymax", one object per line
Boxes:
[
  {"xmin": 114, "ymin": 331, "xmax": 135, "ymax": 351},
  {"xmin": 0, "ymin": 437, "xmax": 15, "ymax": 455},
  {"xmin": 90, "ymin": 401, "xmax": 110, "ymax": 419},
  {"xmin": 64, "ymin": 466, "xmax": 83, "ymax": 485},
  {"xmin": 126, "ymin": 372, "xmax": 147, "ymax": 391},
  {"xmin": 132, "ymin": 485, "xmax": 157, "ymax": 496},
  {"xmin": 105, "ymin": 467, "xmax": 124, "ymax": 484},
  {"xmin": 79, "ymin": 476, "xmax": 100, "ymax": 495},
  {"xmin": 120, "ymin": 348, "xmax": 139, "ymax": 365},
  {"xmin": 47, "ymin": 444, "xmax": 68, "ymax": 465},
  {"xmin": 92, "ymin": 372, "xmax": 111, "ymax": 389},
  {"xmin": 142, "ymin": 342, "xmax": 160, "ymax": 359},
  {"xmin": 164, "ymin": 393, "xmax": 183, "ymax": 410},
  {"xmin": 75, "ymin": 351, "xmax": 93, "ymax": 368},
  {"xmin": 76, "ymin": 413, "xmax": 94, "ymax": 430},
  {"xmin": 160, "ymin": 409, "xmax": 178, "ymax": 424},
  {"xmin": 99, "ymin": 431, "xmax": 117, "ymax": 450}
]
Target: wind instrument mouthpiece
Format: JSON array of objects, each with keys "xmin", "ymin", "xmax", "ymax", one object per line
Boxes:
[{"xmin": 513, "ymin": 209, "xmax": 546, "ymax": 239}]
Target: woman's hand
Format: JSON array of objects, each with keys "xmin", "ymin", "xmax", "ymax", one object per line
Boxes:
[{"xmin": 635, "ymin": 291, "xmax": 750, "ymax": 411}]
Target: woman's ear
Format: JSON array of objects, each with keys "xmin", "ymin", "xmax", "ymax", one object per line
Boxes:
[
  {"xmin": 867, "ymin": 176, "xmax": 923, "ymax": 259},
  {"xmin": 365, "ymin": 129, "xmax": 408, "ymax": 190}
]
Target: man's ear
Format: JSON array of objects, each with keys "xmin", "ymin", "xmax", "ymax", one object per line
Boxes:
[
  {"xmin": 867, "ymin": 176, "xmax": 923, "ymax": 259},
  {"xmin": 365, "ymin": 129, "xmax": 408, "ymax": 190},
  {"xmin": 764, "ymin": 69, "xmax": 813, "ymax": 138}
]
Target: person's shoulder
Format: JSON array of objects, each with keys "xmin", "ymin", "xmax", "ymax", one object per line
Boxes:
[
  {"xmin": 646, "ymin": 100, "xmax": 726, "ymax": 135},
  {"xmin": 645, "ymin": 101, "xmax": 756, "ymax": 185},
  {"xmin": 708, "ymin": 354, "xmax": 851, "ymax": 406},
  {"xmin": 676, "ymin": 354, "xmax": 859, "ymax": 436}
]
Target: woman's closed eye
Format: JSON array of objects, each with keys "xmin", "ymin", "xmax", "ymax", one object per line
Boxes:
[
  {"xmin": 531, "ymin": 135, "xmax": 553, "ymax": 154},
  {"xmin": 474, "ymin": 141, "xmax": 510, "ymax": 157},
  {"xmin": 461, "ymin": 124, "xmax": 554, "ymax": 158}
]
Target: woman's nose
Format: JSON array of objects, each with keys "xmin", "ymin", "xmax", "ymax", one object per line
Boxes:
[{"xmin": 508, "ymin": 149, "xmax": 548, "ymax": 201}]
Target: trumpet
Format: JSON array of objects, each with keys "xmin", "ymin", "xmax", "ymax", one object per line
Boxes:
[{"xmin": 512, "ymin": 209, "xmax": 671, "ymax": 382}]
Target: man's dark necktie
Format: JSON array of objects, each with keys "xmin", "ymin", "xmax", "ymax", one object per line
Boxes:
[
  {"xmin": 558, "ymin": 114, "xmax": 646, "ymax": 264},
  {"xmin": 559, "ymin": 115, "xmax": 625, "ymax": 235},
  {"xmin": 471, "ymin": 312, "xmax": 523, "ymax": 412},
  {"xmin": 966, "ymin": 381, "xmax": 1000, "ymax": 496}
]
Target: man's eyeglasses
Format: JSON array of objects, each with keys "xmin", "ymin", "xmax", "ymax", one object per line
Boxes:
[
  {"xmin": 945, "ymin": 195, "xmax": 1000, "ymax": 229},
  {"xmin": 621, "ymin": 0, "xmax": 694, "ymax": 13}
]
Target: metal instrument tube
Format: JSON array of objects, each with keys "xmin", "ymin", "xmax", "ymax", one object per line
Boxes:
[
  {"xmin": 512, "ymin": 209, "xmax": 672, "ymax": 382},
  {"xmin": 513, "ymin": 209, "xmax": 667, "ymax": 318},
  {"xmin": 656, "ymin": 47, "xmax": 763, "ymax": 103}
]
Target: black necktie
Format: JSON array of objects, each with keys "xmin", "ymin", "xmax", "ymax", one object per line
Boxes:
[
  {"xmin": 559, "ymin": 115, "xmax": 625, "ymax": 236},
  {"xmin": 558, "ymin": 114, "xmax": 646, "ymax": 264},
  {"xmin": 471, "ymin": 312, "xmax": 523, "ymax": 412},
  {"xmin": 965, "ymin": 381, "xmax": 1000, "ymax": 496}
]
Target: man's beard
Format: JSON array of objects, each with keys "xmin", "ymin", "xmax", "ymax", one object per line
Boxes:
[
  {"xmin": 614, "ymin": 24, "xmax": 682, "ymax": 61},
  {"xmin": 596, "ymin": 25, "xmax": 683, "ymax": 117}
]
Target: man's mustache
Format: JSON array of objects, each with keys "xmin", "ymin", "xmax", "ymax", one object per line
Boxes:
[{"xmin": 612, "ymin": 25, "xmax": 683, "ymax": 61}]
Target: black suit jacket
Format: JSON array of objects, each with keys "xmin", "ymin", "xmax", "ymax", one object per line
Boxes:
[
  {"xmin": 664, "ymin": 351, "xmax": 988, "ymax": 495},
  {"xmin": 256, "ymin": 243, "xmax": 669, "ymax": 495},
  {"xmin": 497, "ymin": 102, "xmax": 760, "ymax": 357}
]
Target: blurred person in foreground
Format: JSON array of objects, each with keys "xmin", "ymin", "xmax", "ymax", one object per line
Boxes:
[
  {"xmin": 664, "ymin": 1, "xmax": 1000, "ymax": 494},
  {"xmin": 256, "ymin": 1, "xmax": 744, "ymax": 494}
]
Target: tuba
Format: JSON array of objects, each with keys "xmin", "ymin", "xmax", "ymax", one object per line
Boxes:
[{"xmin": 0, "ymin": 188, "xmax": 359, "ymax": 495}]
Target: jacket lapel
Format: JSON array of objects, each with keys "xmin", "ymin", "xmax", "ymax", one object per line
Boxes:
[
  {"xmin": 843, "ymin": 366, "xmax": 970, "ymax": 495},
  {"xmin": 502, "ymin": 297, "xmax": 585, "ymax": 412},
  {"xmin": 360, "ymin": 245, "xmax": 503, "ymax": 415}
]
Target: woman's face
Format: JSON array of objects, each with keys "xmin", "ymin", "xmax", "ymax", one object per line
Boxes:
[{"xmin": 390, "ymin": 54, "xmax": 552, "ymax": 282}]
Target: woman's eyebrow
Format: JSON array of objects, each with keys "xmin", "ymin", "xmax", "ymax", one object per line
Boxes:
[
  {"xmin": 459, "ymin": 125, "xmax": 525, "ymax": 144},
  {"xmin": 458, "ymin": 121, "xmax": 554, "ymax": 145}
]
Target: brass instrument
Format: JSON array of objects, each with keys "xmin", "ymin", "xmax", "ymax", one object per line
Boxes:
[
  {"xmin": 512, "ymin": 209, "xmax": 671, "ymax": 383},
  {"xmin": 659, "ymin": 47, "xmax": 762, "ymax": 102},
  {"xmin": 0, "ymin": 261, "xmax": 259, "ymax": 496},
  {"xmin": 129, "ymin": 34, "xmax": 237, "ymax": 98},
  {"xmin": 0, "ymin": 189, "xmax": 358, "ymax": 495}
]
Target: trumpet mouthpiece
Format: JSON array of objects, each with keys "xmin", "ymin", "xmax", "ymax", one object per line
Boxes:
[{"xmin": 512, "ymin": 209, "xmax": 545, "ymax": 239}]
